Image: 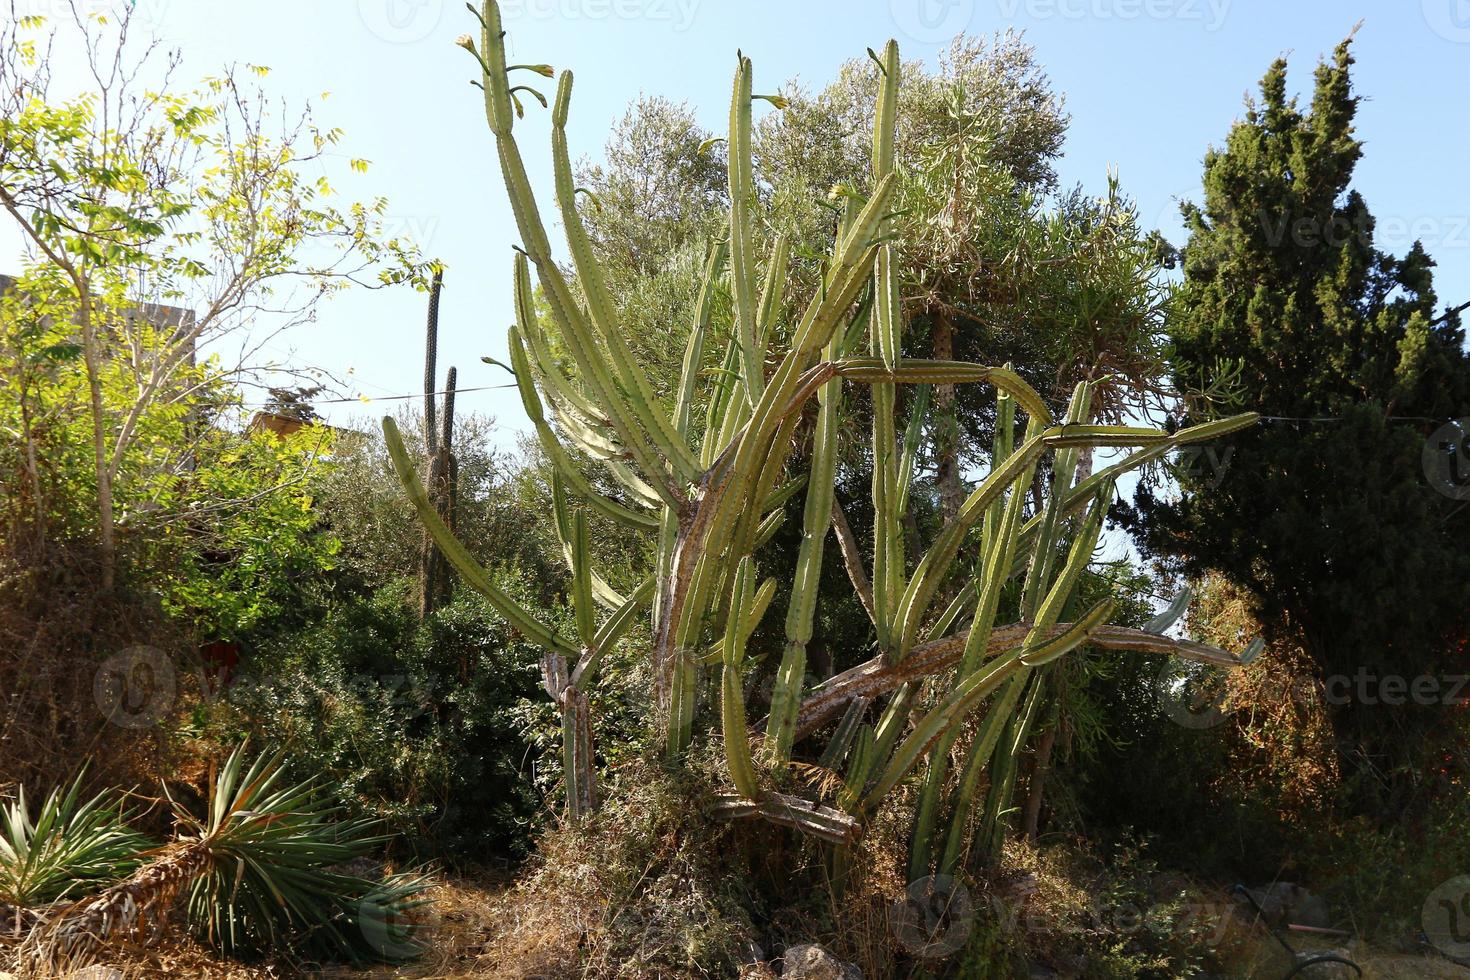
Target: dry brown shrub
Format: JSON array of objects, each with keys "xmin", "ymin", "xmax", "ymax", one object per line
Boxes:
[{"xmin": 0, "ymin": 542, "xmax": 192, "ymax": 810}]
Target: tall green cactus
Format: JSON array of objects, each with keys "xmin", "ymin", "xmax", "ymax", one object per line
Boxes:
[
  {"xmin": 391, "ymin": 3, "xmax": 1261, "ymax": 850},
  {"xmin": 418, "ymin": 270, "xmax": 459, "ymax": 617}
]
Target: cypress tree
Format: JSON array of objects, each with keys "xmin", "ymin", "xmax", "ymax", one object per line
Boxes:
[{"xmin": 1125, "ymin": 37, "xmax": 1470, "ymax": 810}]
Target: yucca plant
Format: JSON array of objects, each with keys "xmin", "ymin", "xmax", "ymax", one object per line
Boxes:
[
  {"xmin": 0, "ymin": 775, "xmax": 148, "ymax": 926},
  {"xmin": 390, "ymin": 0, "xmax": 1260, "ymax": 869},
  {"xmin": 23, "ymin": 747, "xmax": 429, "ymax": 962}
]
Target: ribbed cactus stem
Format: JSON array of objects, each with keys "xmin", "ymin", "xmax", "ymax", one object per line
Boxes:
[{"xmin": 423, "ymin": 269, "xmax": 443, "ymax": 456}]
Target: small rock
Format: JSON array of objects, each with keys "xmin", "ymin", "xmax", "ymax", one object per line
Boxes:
[
  {"xmin": 1237, "ymin": 882, "xmax": 1332, "ymax": 929},
  {"xmin": 783, "ymin": 943, "xmax": 860, "ymax": 980},
  {"xmin": 66, "ymin": 968, "xmax": 125, "ymax": 980}
]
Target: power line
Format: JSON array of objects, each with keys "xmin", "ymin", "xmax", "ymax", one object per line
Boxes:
[{"xmin": 244, "ymin": 383, "xmax": 519, "ymax": 409}]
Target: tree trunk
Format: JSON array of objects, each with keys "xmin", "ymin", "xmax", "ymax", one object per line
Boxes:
[
  {"xmin": 80, "ymin": 293, "xmax": 116, "ymax": 591},
  {"xmin": 1022, "ymin": 723, "xmax": 1057, "ymax": 842},
  {"xmin": 933, "ymin": 312, "xmax": 962, "ymax": 524},
  {"xmin": 561, "ymin": 685, "xmax": 596, "ymax": 819}
]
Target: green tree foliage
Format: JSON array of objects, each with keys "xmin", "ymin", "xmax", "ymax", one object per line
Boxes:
[
  {"xmin": 573, "ymin": 36, "xmax": 1167, "ymax": 460},
  {"xmin": 0, "ymin": 9, "xmax": 421, "ymax": 588},
  {"xmin": 1122, "ymin": 37, "xmax": 1470, "ymax": 807}
]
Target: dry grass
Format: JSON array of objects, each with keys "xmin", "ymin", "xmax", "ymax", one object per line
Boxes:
[
  {"xmin": 7, "ymin": 858, "xmax": 1468, "ymax": 979},
  {"xmin": 0, "ymin": 874, "xmax": 511, "ymax": 980}
]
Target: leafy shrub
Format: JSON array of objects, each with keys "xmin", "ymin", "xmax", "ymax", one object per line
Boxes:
[{"xmin": 219, "ymin": 581, "xmax": 550, "ymax": 861}]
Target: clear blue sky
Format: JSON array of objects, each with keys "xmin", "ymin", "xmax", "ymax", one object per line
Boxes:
[{"xmin": 9, "ymin": 0, "xmax": 1469, "ymax": 444}]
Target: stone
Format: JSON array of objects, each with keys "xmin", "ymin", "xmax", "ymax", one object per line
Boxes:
[
  {"xmin": 1237, "ymin": 882, "xmax": 1332, "ymax": 929},
  {"xmin": 782, "ymin": 943, "xmax": 861, "ymax": 980}
]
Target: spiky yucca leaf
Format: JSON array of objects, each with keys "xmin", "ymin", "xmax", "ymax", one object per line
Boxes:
[
  {"xmin": 178, "ymin": 746, "xmax": 431, "ymax": 961},
  {"xmin": 0, "ymin": 775, "xmax": 147, "ymax": 908}
]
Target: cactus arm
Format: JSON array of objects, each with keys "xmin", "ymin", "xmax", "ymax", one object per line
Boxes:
[
  {"xmin": 476, "ymin": 1, "xmax": 517, "ymax": 137},
  {"xmin": 977, "ymin": 672, "xmax": 1046, "ymax": 861},
  {"xmin": 937, "ymin": 676, "xmax": 1024, "ymax": 875},
  {"xmin": 870, "ymin": 39, "xmax": 899, "ymax": 178},
  {"xmin": 819, "ymin": 697, "xmax": 870, "ymax": 770},
  {"xmin": 911, "ymin": 396, "xmax": 1024, "ymax": 878},
  {"xmin": 762, "ymin": 474, "xmax": 808, "ymax": 513},
  {"xmin": 895, "ymin": 385, "xmax": 931, "ymax": 515},
  {"xmin": 788, "ymin": 622, "xmax": 1251, "ymax": 741},
  {"xmin": 423, "ymin": 269, "xmax": 442, "ymax": 456},
  {"xmin": 894, "ymin": 421, "xmax": 1176, "ymax": 659},
  {"xmin": 869, "ymin": 190, "xmax": 903, "ymax": 653},
  {"xmin": 675, "ymin": 240, "xmax": 729, "ymax": 438},
  {"xmin": 508, "ymin": 327, "xmax": 659, "ymax": 530},
  {"xmin": 766, "ymin": 325, "xmax": 845, "ymax": 760},
  {"xmin": 384, "ymin": 415, "xmax": 576, "ymax": 659},
  {"xmin": 512, "ymin": 252, "xmax": 668, "ymax": 510},
  {"xmin": 517, "ymin": 312, "xmax": 623, "ymax": 455},
  {"xmin": 721, "ymin": 559, "xmax": 761, "ymax": 798},
  {"xmin": 704, "ymin": 339, "xmax": 744, "ymax": 467},
  {"xmin": 756, "ymin": 232, "xmax": 791, "ymax": 346},
  {"xmin": 570, "ymin": 576, "xmax": 655, "ymax": 690},
  {"xmin": 570, "ymin": 511, "xmax": 597, "ymax": 648},
  {"xmin": 861, "ymin": 649, "xmax": 1029, "ymax": 810},
  {"xmin": 550, "ymin": 72, "xmax": 702, "ymax": 482},
  {"xmin": 549, "ymin": 470, "xmax": 625, "ymax": 611},
  {"xmin": 483, "ymin": 43, "xmax": 682, "ymax": 506},
  {"xmin": 1144, "ymin": 586, "xmax": 1193, "ymax": 635},
  {"xmin": 894, "ymin": 426, "xmax": 1048, "ymax": 657},
  {"xmin": 1020, "ymin": 382, "xmax": 1094, "ymax": 621},
  {"xmin": 927, "ymin": 580, "xmax": 977, "ymax": 642},
  {"xmin": 864, "ymin": 38, "xmax": 904, "ymax": 659},
  {"xmin": 728, "ymin": 56, "xmax": 763, "ymax": 401},
  {"xmin": 835, "ymin": 360, "xmax": 1049, "ymax": 426},
  {"xmin": 1020, "ymin": 598, "xmax": 1115, "ymax": 666}
]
